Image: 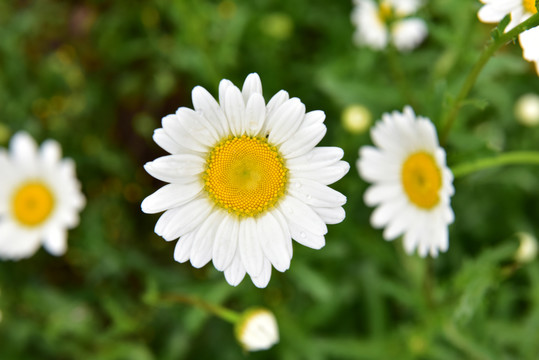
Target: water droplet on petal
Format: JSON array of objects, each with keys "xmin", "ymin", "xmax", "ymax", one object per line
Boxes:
[{"xmin": 300, "ymin": 232, "xmax": 306, "ymax": 238}]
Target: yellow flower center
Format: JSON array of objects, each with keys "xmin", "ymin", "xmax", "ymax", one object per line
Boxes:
[
  {"xmin": 11, "ymin": 181, "xmax": 55, "ymax": 226},
  {"xmin": 378, "ymin": 1, "xmax": 393, "ymax": 22},
  {"xmin": 204, "ymin": 135, "xmax": 288, "ymax": 217},
  {"xmin": 523, "ymin": 0, "xmax": 537, "ymax": 14},
  {"xmin": 401, "ymin": 152, "xmax": 442, "ymax": 209}
]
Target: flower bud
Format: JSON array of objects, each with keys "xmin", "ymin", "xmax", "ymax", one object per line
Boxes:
[
  {"xmin": 341, "ymin": 105, "xmax": 372, "ymax": 134},
  {"xmin": 515, "ymin": 232, "xmax": 538, "ymax": 264},
  {"xmin": 235, "ymin": 308, "xmax": 279, "ymax": 351},
  {"xmin": 515, "ymin": 93, "xmax": 539, "ymax": 127}
]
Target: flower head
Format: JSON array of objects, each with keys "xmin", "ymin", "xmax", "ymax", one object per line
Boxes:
[
  {"xmin": 142, "ymin": 73, "xmax": 349, "ymax": 288},
  {"xmin": 478, "ymin": 0, "xmax": 539, "ymax": 74},
  {"xmin": 357, "ymin": 106, "xmax": 454, "ymax": 257},
  {"xmin": 342, "ymin": 104, "xmax": 372, "ymax": 134},
  {"xmin": 515, "ymin": 232, "xmax": 538, "ymax": 263},
  {"xmin": 235, "ymin": 308, "xmax": 279, "ymax": 351},
  {"xmin": 0, "ymin": 132, "xmax": 85, "ymax": 259},
  {"xmin": 515, "ymin": 92, "xmax": 539, "ymax": 126},
  {"xmin": 351, "ymin": 0, "xmax": 428, "ymax": 52}
]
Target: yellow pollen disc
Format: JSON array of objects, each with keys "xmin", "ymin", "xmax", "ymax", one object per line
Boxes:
[
  {"xmin": 204, "ymin": 135, "xmax": 288, "ymax": 217},
  {"xmin": 11, "ymin": 181, "xmax": 55, "ymax": 226},
  {"xmin": 378, "ymin": 1, "xmax": 393, "ymax": 22},
  {"xmin": 401, "ymin": 152, "xmax": 442, "ymax": 210},
  {"xmin": 523, "ymin": 0, "xmax": 537, "ymax": 14}
]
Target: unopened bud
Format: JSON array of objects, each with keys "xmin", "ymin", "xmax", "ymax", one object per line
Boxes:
[
  {"xmin": 515, "ymin": 232, "xmax": 537, "ymax": 263},
  {"xmin": 342, "ymin": 105, "xmax": 372, "ymax": 134},
  {"xmin": 515, "ymin": 93, "xmax": 539, "ymax": 127},
  {"xmin": 235, "ymin": 308, "xmax": 279, "ymax": 351}
]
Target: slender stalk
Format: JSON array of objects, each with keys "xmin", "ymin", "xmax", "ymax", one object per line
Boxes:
[
  {"xmin": 161, "ymin": 293, "xmax": 241, "ymax": 323},
  {"xmin": 386, "ymin": 45, "xmax": 417, "ymax": 108},
  {"xmin": 451, "ymin": 151, "xmax": 539, "ymax": 178},
  {"xmin": 440, "ymin": 12, "xmax": 539, "ymax": 144}
]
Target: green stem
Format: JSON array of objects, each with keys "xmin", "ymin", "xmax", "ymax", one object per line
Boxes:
[
  {"xmin": 386, "ymin": 45, "xmax": 417, "ymax": 108},
  {"xmin": 440, "ymin": 12, "xmax": 539, "ymax": 144},
  {"xmin": 451, "ymin": 151, "xmax": 539, "ymax": 178},
  {"xmin": 161, "ymin": 293, "xmax": 241, "ymax": 323}
]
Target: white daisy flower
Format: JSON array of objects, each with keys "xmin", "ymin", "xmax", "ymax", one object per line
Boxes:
[
  {"xmin": 235, "ymin": 308, "xmax": 279, "ymax": 352},
  {"xmin": 0, "ymin": 132, "xmax": 85, "ymax": 260},
  {"xmin": 357, "ymin": 106, "xmax": 455, "ymax": 257},
  {"xmin": 478, "ymin": 0, "xmax": 539, "ymax": 74},
  {"xmin": 351, "ymin": 0, "xmax": 428, "ymax": 52},
  {"xmin": 142, "ymin": 73, "xmax": 349, "ymax": 288}
]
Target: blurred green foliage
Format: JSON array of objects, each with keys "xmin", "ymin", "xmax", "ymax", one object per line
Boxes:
[{"xmin": 1, "ymin": 0, "xmax": 539, "ymax": 359}]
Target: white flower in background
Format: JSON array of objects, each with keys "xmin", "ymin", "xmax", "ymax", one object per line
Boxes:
[
  {"xmin": 351, "ymin": 0, "xmax": 428, "ymax": 52},
  {"xmin": 478, "ymin": 0, "xmax": 539, "ymax": 74},
  {"xmin": 515, "ymin": 92, "xmax": 539, "ymax": 126},
  {"xmin": 235, "ymin": 308, "xmax": 279, "ymax": 351},
  {"xmin": 341, "ymin": 104, "xmax": 372, "ymax": 134},
  {"xmin": 357, "ymin": 106, "xmax": 455, "ymax": 257},
  {"xmin": 142, "ymin": 73, "xmax": 349, "ymax": 288},
  {"xmin": 515, "ymin": 232, "xmax": 538, "ymax": 263},
  {"xmin": 0, "ymin": 132, "xmax": 85, "ymax": 260}
]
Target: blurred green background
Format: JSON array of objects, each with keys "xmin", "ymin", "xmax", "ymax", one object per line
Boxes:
[{"xmin": 1, "ymin": 0, "xmax": 539, "ymax": 359}]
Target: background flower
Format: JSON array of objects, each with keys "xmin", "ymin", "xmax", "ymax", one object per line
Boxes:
[
  {"xmin": 351, "ymin": 0, "xmax": 428, "ymax": 51},
  {"xmin": 478, "ymin": 0, "xmax": 539, "ymax": 74},
  {"xmin": 0, "ymin": 132, "xmax": 85, "ymax": 259},
  {"xmin": 357, "ymin": 107, "xmax": 455, "ymax": 257}
]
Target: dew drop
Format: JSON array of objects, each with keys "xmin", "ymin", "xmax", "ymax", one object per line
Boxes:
[{"xmin": 300, "ymin": 232, "xmax": 306, "ymax": 238}]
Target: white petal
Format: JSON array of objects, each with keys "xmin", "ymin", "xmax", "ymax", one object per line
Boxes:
[
  {"xmin": 288, "ymin": 178, "xmax": 346, "ymax": 208},
  {"xmin": 173, "ymin": 232, "xmax": 196, "ymax": 263},
  {"xmin": 153, "ymin": 128, "xmax": 184, "ymax": 154},
  {"xmin": 155, "ymin": 197, "xmax": 212, "ymax": 241},
  {"xmin": 223, "ymin": 85, "xmax": 246, "ymax": 137},
  {"xmin": 289, "ymin": 221, "xmax": 325, "ymax": 249},
  {"xmin": 219, "ymin": 79, "xmax": 234, "ymax": 107},
  {"xmin": 212, "ymin": 215, "xmax": 240, "ymax": 271},
  {"xmin": 176, "ymin": 107, "xmax": 220, "ymax": 146},
  {"xmin": 11, "ymin": 131, "xmax": 38, "ymax": 167},
  {"xmin": 162, "ymin": 114, "xmax": 208, "ymax": 153},
  {"xmin": 257, "ymin": 211, "xmax": 291, "ymax": 272},
  {"xmin": 239, "ymin": 217, "xmax": 264, "ymax": 277},
  {"xmin": 224, "ymin": 252, "xmax": 247, "ymax": 286},
  {"xmin": 279, "ymin": 196, "xmax": 327, "ymax": 235},
  {"xmin": 144, "ymin": 154, "xmax": 205, "ymax": 183},
  {"xmin": 520, "ymin": 26, "xmax": 539, "ymax": 63},
  {"xmin": 267, "ymin": 98, "xmax": 305, "ymax": 145},
  {"xmin": 40, "ymin": 140, "xmax": 62, "ymax": 166},
  {"xmin": 280, "ymin": 122, "xmax": 327, "ymax": 159},
  {"xmin": 0, "ymin": 223, "xmax": 41, "ymax": 260},
  {"xmin": 392, "ymin": 18, "xmax": 428, "ymax": 52},
  {"xmin": 370, "ymin": 197, "xmax": 408, "ymax": 229},
  {"xmin": 303, "ymin": 110, "xmax": 326, "ymax": 125},
  {"xmin": 363, "ymin": 184, "xmax": 402, "ymax": 206},
  {"xmin": 266, "ymin": 90, "xmax": 289, "ymax": 119},
  {"xmin": 244, "ymin": 93, "xmax": 266, "ymax": 137},
  {"xmin": 190, "ymin": 210, "xmax": 224, "ymax": 268},
  {"xmin": 42, "ymin": 226, "xmax": 68, "ymax": 256},
  {"xmin": 314, "ymin": 206, "xmax": 346, "ymax": 225},
  {"xmin": 251, "ymin": 257, "xmax": 272, "ymax": 288},
  {"xmin": 242, "ymin": 73, "xmax": 263, "ymax": 102},
  {"xmin": 287, "ymin": 147, "xmax": 344, "ymax": 172},
  {"xmin": 292, "ymin": 161, "xmax": 350, "ymax": 185},
  {"xmin": 141, "ymin": 182, "xmax": 203, "ymax": 214},
  {"xmin": 192, "ymin": 86, "xmax": 228, "ymax": 137},
  {"xmin": 383, "ymin": 211, "xmax": 412, "ymax": 240}
]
